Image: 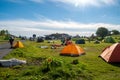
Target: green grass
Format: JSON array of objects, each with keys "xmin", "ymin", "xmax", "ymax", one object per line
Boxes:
[
  {"xmin": 0, "ymin": 36, "xmax": 8, "ymax": 44},
  {"xmin": 0, "ymin": 40, "xmax": 120, "ymax": 80},
  {"xmin": 111, "ymin": 35, "xmax": 120, "ymax": 42}
]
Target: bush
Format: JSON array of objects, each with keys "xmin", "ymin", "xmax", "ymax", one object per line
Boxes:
[
  {"xmin": 39, "ymin": 58, "xmax": 92, "ymax": 80},
  {"xmin": 10, "ymin": 48, "xmax": 26, "ymax": 57},
  {"xmin": 72, "ymin": 59, "xmax": 79, "ymax": 64},
  {"xmin": 41, "ymin": 58, "xmax": 63, "ymax": 74}
]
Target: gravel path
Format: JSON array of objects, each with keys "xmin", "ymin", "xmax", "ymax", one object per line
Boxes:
[{"xmin": 0, "ymin": 43, "xmax": 13, "ymax": 59}]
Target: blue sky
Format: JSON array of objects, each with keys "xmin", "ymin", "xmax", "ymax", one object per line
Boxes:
[{"xmin": 0, "ymin": 0, "xmax": 120, "ymax": 37}]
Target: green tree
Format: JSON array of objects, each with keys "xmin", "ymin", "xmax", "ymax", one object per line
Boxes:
[
  {"xmin": 111, "ymin": 30, "xmax": 119, "ymax": 35},
  {"xmin": 96, "ymin": 27, "xmax": 109, "ymax": 39},
  {"xmin": 0, "ymin": 30, "xmax": 6, "ymax": 36},
  {"xmin": 0, "ymin": 30, "xmax": 10, "ymax": 40}
]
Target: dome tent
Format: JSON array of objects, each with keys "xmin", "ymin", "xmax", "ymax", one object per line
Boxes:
[
  {"xmin": 94, "ymin": 40, "xmax": 100, "ymax": 44},
  {"xmin": 60, "ymin": 43, "xmax": 85, "ymax": 56},
  {"xmin": 37, "ymin": 37, "xmax": 44, "ymax": 42},
  {"xmin": 75, "ymin": 39, "xmax": 85, "ymax": 44},
  {"xmin": 100, "ymin": 43, "xmax": 120, "ymax": 62},
  {"xmin": 104, "ymin": 36, "xmax": 115, "ymax": 43},
  {"xmin": 13, "ymin": 41, "xmax": 24, "ymax": 48}
]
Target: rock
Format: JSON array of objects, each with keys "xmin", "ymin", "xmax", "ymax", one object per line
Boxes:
[{"xmin": 0, "ymin": 58, "xmax": 26, "ymax": 67}]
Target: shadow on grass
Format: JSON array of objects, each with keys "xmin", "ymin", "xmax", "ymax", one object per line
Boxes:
[
  {"xmin": 98, "ymin": 56, "xmax": 120, "ymax": 67},
  {"xmin": 109, "ymin": 63, "xmax": 120, "ymax": 67}
]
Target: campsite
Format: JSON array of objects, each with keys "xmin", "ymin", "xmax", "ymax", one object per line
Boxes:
[
  {"xmin": 0, "ymin": 0, "xmax": 120, "ymax": 79},
  {"xmin": 0, "ymin": 33, "xmax": 120, "ymax": 80}
]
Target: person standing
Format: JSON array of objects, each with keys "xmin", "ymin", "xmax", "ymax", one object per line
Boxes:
[{"xmin": 9, "ymin": 36, "xmax": 14, "ymax": 48}]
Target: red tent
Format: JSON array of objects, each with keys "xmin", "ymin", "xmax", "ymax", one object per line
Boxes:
[{"xmin": 100, "ymin": 43, "xmax": 120, "ymax": 62}]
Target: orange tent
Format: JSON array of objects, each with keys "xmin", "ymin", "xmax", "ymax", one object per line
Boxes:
[
  {"xmin": 60, "ymin": 43, "xmax": 85, "ymax": 56},
  {"xmin": 100, "ymin": 43, "xmax": 120, "ymax": 62},
  {"xmin": 13, "ymin": 41, "xmax": 24, "ymax": 48}
]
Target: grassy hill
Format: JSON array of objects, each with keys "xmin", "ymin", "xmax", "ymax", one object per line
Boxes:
[{"xmin": 0, "ymin": 37, "xmax": 120, "ymax": 80}]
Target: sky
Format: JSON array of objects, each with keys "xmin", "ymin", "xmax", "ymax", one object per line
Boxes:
[{"xmin": 0, "ymin": 0, "xmax": 120, "ymax": 37}]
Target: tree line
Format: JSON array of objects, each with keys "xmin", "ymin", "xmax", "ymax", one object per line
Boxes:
[
  {"xmin": 96, "ymin": 27, "xmax": 120, "ymax": 39},
  {"xmin": 0, "ymin": 28, "xmax": 119, "ymax": 40},
  {"xmin": 0, "ymin": 30, "xmax": 9, "ymax": 36},
  {"xmin": 0, "ymin": 30, "xmax": 11, "ymax": 40}
]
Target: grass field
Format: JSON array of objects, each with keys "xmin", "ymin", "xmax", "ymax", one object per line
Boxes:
[
  {"xmin": 0, "ymin": 36, "xmax": 8, "ymax": 44},
  {"xmin": 0, "ymin": 39, "xmax": 120, "ymax": 80}
]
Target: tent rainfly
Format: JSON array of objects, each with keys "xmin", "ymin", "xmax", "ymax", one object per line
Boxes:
[
  {"xmin": 104, "ymin": 36, "xmax": 115, "ymax": 43},
  {"xmin": 100, "ymin": 43, "xmax": 120, "ymax": 62},
  {"xmin": 60, "ymin": 43, "xmax": 85, "ymax": 56},
  {"xmin": 13, "ymin": 41, "xmax": 24, "ymax": 48}
]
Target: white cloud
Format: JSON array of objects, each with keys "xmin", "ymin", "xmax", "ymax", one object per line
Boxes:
[
  {"xmin": 7, "ymin": 0, "xmax": 117, "ymax": 7},
  {"xmin": 101, "ymin": 0, "xmax": 116, "ymax": 5},
  {"xmin": 0, "ymin": 19, "xmax": 120, "ymax": 37},
  {"xmin": 50, "ymin": 0, "xmax": 117, "ymax": 8}
]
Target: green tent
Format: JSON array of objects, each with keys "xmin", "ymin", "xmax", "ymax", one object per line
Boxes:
[
  {"xmin": 75, "ymin": 39, "xmax": 85, "ymax": 44},
  {"xmin": 104, "ymin": 36, "xmax": 115, "ymax": 43}
]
